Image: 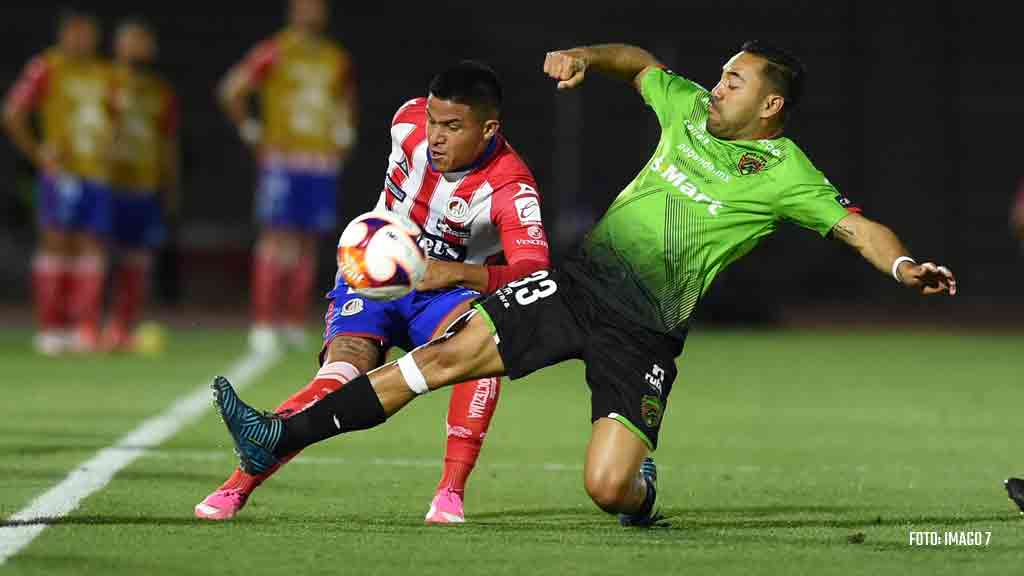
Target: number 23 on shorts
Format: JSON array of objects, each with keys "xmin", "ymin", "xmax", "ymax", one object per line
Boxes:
[{"xmin": 506, "ymin": 270, "xmax": 558, "ymax": 306}]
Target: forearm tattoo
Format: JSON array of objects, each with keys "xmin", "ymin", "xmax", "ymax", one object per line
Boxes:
[{"xmin": 830, "ymin": 221, "xmax": 858, "ymax": 245}]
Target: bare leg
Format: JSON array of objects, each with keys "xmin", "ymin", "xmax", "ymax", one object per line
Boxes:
[
  {"xmin": 583, "ymin": 418, "xmax": 650, "ymax": 514},
  {"xmin": 218, "ymin": 308, "xmax": 507, "ymax": 475},
  {"xmin": 367, "ymin": 309, "xmax": 505, "ymax": 415}
]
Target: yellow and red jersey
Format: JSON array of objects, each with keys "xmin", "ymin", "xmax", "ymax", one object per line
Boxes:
[
  {"xmin": 239, "ymin": 28, "xmax": 355, "ymax": 167},
  {"xmin": 5, "ymin": 48, "xmax": 114, "ymax": 181},
  {"xmin": 109, "ymin": 64, "xmax": 178, "ymax": 192}
]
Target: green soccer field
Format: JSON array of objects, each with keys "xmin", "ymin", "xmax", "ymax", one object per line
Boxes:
[{"xmin": 2, "ymin": 327, "xmax": 1023, "ymax": 575}]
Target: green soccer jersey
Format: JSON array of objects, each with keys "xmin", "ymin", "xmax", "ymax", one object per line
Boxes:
[{"xmin": 568, "ymin": 67, "xmax": 853, "ymax": 338}]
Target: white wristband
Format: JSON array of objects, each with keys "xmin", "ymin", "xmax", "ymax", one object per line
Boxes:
[
  {"xmin": 333, "ymin": 125, "xmax": 356, "ymax": 148},
  {"xmin": 239, "ymin": 119, "xmax": 262, "ymax": 145},
  {"xmin": 891, "ymin": 256, "xmax": 916, "ymax": 283}
]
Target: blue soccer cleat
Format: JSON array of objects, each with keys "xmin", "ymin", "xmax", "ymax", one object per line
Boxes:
[
  {"xmin": 619, "ymin": 457, "xmax": 665, "ymax": 527},
  {"xmin": 211, "ymin": 376, "xmax": 283, "ymax": 476}
]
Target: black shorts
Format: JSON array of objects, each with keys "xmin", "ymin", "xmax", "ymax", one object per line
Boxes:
[{"xmin": 474, "ymin": 269, "xmax": 686, "ymax": 450}]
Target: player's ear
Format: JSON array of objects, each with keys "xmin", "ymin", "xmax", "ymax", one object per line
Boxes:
[
  {"xmin": 482, "ymin": 118, "xmax": 500, "ymax": 139},
  {"xmin": 761, "ymin": 93, "xmax": 785, "ymax": 120}
]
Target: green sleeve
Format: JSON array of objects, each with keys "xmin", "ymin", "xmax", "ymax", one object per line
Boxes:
[
  {"xmin": 776, "ymin": 180, "xmax": 852, "ymax": 237},
  {"xmin": 639, "ymin": 67, "xmax": 705, "ymax": 128}
]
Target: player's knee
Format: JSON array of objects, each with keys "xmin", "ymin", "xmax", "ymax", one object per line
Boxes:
[{"xmin": 584, "ymin": 465, "xmax": 633, "ymax": 513}]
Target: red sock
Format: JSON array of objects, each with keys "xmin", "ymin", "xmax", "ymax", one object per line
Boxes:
[
  {"xmin": 217, "ymin": 361, "xmax": 362, "ymax": 493},
  {"xmin": 285, "ymin": 251, "xmax": 316, "ymax": 328},
  {"xmin": 31, "ymin": 253, "xmax": 66, "ymax": 333},
  {"xmin": 110, "ymin": 256, "xmax": 149, "ymax": 333},
  {"xmin": 251, "ymin": 249, "xmax": 284, "ymax": 327},
  {"xmin": 69, "ymin": 254, "xmax": 106, "ymax": 343},
  {"xmin": 438, "ymin": 377, "xmax": 501, "ymax": 495}
]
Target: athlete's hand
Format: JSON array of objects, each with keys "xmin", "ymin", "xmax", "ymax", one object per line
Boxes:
[
  {"xmin": 416, "ymin": 259, "xmax": 460, "ymax": 292},
  {"xmin": 36, "ymin": 145, "xmax": 61, "ymax": 175},
  {"xmin": 898, "ymin": 261, "xmax": 957, "ymax": 296},
  {"xmin": 237, "ymin": 118, "xmax": 263, "ymax": 154},
  {"xmin": 544, "ymin": 50, "xmax": 588, "ymax": 90}
]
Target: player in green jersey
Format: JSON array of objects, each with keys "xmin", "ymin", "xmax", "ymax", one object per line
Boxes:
[{"xmin": 208, "ymin": 41, "xmax": 957, "ymax": 526}]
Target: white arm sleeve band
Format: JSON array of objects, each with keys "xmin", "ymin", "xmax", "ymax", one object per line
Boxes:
[{"xmin": 397, "ymin": 354, "xmax": 429, "ymax": 395}]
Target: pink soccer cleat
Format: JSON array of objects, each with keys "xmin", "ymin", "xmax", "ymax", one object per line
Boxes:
[
  {"xmin": 425, "ymin": 489, "xmax": 465, "ymax": 524},
  {"xmin": 194, "ymin": 488, "xmax": 250, "ymax": 520}
]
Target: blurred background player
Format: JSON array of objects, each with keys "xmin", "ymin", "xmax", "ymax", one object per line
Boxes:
[
  {"xmin": 195, "ymin": 61, "xmax": 551, "ymax": 523},
  {"xmin": 104, "ymin": 18, "xmax": 179, "ymax": 351},
  {"xmin": 219, "ymin": 0, "xmax": 358, "ymax": 352},
  {"xmin": 3, "ymin": 10, "xmax": 113, "ymax": 355}
]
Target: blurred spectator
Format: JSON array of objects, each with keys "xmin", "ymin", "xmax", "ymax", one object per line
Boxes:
[
  {"xmin": 219, "ymin": 0, "xmax": 358, "ymax": 352},
  {"xmin": 104, "ymin": 18, "xmax": 179, "ymax": 351},
  {"xmin": 3, "ymin": 10, "xmax": 114, "ymax": 355}
]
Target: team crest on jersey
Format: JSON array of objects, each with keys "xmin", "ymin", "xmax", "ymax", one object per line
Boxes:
[
  {"xmin": 640, "ymin": 395, "xmax": 664, "ymax": 428},
  {"xmin": 445, "ymin": 197, "xmax": 470, "ymax": 223},
  {"xmin": 737, "ymin": 153, "xmax": 767, "ymax": 175},
  {"xmin": 340, "ymin": 298, "xmax": 364, "ymax": 316}
]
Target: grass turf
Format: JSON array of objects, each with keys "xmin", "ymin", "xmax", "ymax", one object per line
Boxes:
[{"xmin": 1, "ymin": 327, "xmax": 1023, "ymax": 575}]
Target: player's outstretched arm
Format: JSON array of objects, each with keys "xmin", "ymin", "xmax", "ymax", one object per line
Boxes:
[
  {"xmin": 830, "ymin": 213, "xmax": 956, "ymax": 296},
  {"xmin": 543, "ymin": 44, "xmax": 663, "ymax": 92}
]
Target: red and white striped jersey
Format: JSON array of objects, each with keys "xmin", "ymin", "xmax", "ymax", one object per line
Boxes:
[{"xmin": 375, "ymin": 98, "xmax": 549, "ymax": 276}]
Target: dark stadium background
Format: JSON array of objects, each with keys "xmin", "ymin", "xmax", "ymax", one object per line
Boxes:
[{"xmin": 1, "ymin": 1, "xmax": 1020, "ymax": 326}]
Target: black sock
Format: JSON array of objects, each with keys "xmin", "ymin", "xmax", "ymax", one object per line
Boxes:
[{"xmin": 274, "ymin": 374, "xmax": 387, "ymax": 457}]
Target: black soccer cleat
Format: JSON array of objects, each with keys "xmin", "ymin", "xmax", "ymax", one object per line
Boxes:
[
  {"xmin": 1005, "ymin": 478, "xmax": 1024, "ymax": 514},
  {"xmin": 619, "ymin": 457, "xmax": 667, "ymax": 527}
]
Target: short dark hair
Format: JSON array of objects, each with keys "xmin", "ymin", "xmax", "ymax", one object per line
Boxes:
[
  {"xmin": 115, "ymin": 16, "xmax": 155, "ymax": 37},
  {"xmin": 428, "ymin": 61, "xmax": 502, "ymax": 120},
  {"xmin": 741, "ymin": 40, "xmax": 806, "ymax": 120},
  {"xmin": 57, "ymin": 7, "xmax": 98, "ymax": 33}
]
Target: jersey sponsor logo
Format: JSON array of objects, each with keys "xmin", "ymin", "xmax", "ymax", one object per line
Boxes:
[
  {"xmin": 650, "ymin": 155, "xmax": 724, "ymax": 216},
  {"xmin": 418, "ymin": 231, "xmax": 467, "ymax": 262},
  {"xmin": 645, "ymin": 363, "xmax": 666, "ymax": 394},
  {"xmin": 396, "ymin": 156, "xmax": 410, "ymax": 176},
  {"xmin": 527, "ymin": 225, "xmax": 543, "ymax": 239},
  {"xmin": 446, "ymin": 423, "xmax": 473, "ymax": 439},
  {"xmin": 684, "ymin": 119, "xmax": 712, "ymax": 147},
  {"xmin": 445, "ymin": 197, "xmax": 470, "ymax": 223},
  {"xmin": 385, "ymin": 174, "xmax": 406, "ymax": 201},
  {"xmin": 436, "ymin": 219, "xmax": 472, "ymax": 239},
  {"xmin": 514, "ymin": 196, "xmax": 542, "ymax": 224},
  {"xmin": 757, "ymin": 139, "xmax": 784, "ymax": 158},
  {"xmin": 737, "ymin": 153, "xmax": 766, "ymax": 175},
  {"xmin": 640, "ymin": 394, "xmax": 664, "ymax": 428},
  {"xmin": 340, "ymin": 298, "xmax": 364, "ymax": 316},
  {"xmin": 515, "ymin": 238, "xmax": 548, "ymax": 247},
  {"xmin": 677, "ymin": 142, "xmax": 731, "ymax": 183}
]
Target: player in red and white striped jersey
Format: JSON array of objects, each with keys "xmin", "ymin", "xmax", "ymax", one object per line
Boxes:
[
  {"xmin": 377, "ymin": 95, "xmax": 549, "ymax": 288},
  {"xmin": 196, "ymin": 61, "xmax": 550, "ymax": 523}
]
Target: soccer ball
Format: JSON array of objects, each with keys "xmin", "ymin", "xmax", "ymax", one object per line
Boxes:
[{"xmin": 337, "ymin": 211, "xmax": 426, "ymax": 300}]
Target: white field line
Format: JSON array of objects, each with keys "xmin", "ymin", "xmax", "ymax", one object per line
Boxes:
[{"xmin": 0, "ymin": 349, "xmax": 280, "ymax": 565}]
